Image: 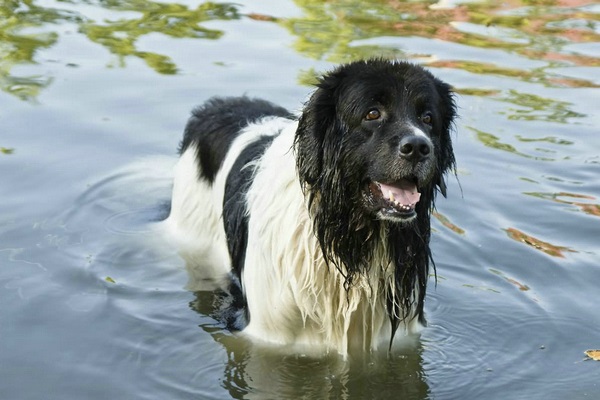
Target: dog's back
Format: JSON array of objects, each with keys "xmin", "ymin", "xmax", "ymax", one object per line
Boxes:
[
  {"xmin": 178, "ymin": 97, "xmax": 293, "ymax": 183},
  {"xmin": 166, "ymin": 97, "xmax": 294, "ymax": 286}
]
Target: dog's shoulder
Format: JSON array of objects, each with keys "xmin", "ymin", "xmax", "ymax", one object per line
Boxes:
[{"xmin": 179, "ymin": 96, "xmax": 294, "ymax": 183}]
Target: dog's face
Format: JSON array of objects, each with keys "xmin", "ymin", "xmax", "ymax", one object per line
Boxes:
[{"xmin": 296, "ymin": 60, "xmax": 456, "ymax": 224}]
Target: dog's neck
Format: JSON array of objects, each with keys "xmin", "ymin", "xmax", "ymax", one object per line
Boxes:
[{"xmin": 303, "ymin": 183, "xmax": 434, "ymax": 342}]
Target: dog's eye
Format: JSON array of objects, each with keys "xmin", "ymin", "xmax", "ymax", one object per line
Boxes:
[
  {"xmin": 421, "ymin": 112, "xmax": 433, "ymax": 125},
  {"xmin": 365, "ymin": 109, "xmax": 381, "ymax": 121}
]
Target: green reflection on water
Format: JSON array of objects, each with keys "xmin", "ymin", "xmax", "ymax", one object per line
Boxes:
[
  {"xmin": 0, "ymin": 1, "xmax": 66, "ymax": 100},
  {"xmin": 0, "ymin": 0, "xmax": 238, "ymax": 99},
  {"xmin": 279, "ymin": 0, "xmax": 421, "ymax": 63},
  {"xmin": 472, "ymin": 127, "xmax": 556, "ymax": 161},
  {"xmin": 282, "ymin": 0, "xmax": 600, "ymax": 71},
  {"xmin": 524, "ymin": 191, "xmax": 600, "ymax": 218},
  {"xmin": 1, "ymin": 0, "xmax": 600, "ymax": 100},
  {"xmin": 515, "ymin": 136, "xmax": 573, "ymax": 145},
  {"xmin": 79, "ymin": 1, "xmax": 239, "ymax": 74},
  {"xmin": 475, "ymin": 129, "xmax": 521, "ymax": 154},
  {"xmin": 501, "ymin": 90, "xmax": 586, "ymax": 123}
]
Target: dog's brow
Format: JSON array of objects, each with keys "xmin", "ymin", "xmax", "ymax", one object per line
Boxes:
[{"xmin": 414, "ymin": 95, "xmax": 432, "ymax": 106}]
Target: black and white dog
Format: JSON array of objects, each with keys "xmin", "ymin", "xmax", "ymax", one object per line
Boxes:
[{"xmin": 165, "ymin": 59, "xmax": 456, "ymax": 355}]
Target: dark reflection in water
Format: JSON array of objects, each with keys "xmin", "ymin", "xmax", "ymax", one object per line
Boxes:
[{"xmin": 190, "ymin": 290, "xmax": 429, "ymax": 400}]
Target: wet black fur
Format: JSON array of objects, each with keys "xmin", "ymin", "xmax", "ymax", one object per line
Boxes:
[
  {"xmin": 221, "ymin": 135, "xmax": 277, "ymax": 329},
  {"xmin": 294, "ymin": 59, "xmax": 456, "ymax": 335},
  {"xmin": 179, "ymin": 96, "xmax": 293, "ymax": 183},
  {"xmin": 178, "ymin": 97, "xmax": 293, "ymax": 330}
]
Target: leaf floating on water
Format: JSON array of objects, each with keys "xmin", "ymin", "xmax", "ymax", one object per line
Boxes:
[
  {"xmin": 585, "ymin": 350, "xmax": 600, "ymax": 361},
  {"xmin": 1, "ymin": 147, "xmax": 15, "ymax": 155},
  {"xmin": 105, "ymin": 276, "xmax": 116, "ymax": 284}
]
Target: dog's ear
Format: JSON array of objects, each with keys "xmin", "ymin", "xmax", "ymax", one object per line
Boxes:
[
  {"xmin": 437, "ymin": 176, "xmax": 448, "ymax": 198},
  {"xmin": 434, "ymin": 78, "xmax": 457, "ymax": 196},
  {"xmin": 295, "ymin": 75, "xmax": 341, "ymax": 186}
]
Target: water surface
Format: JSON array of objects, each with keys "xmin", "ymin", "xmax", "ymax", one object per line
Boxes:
[{"xmin": 1, "ymin": 1, "xmax": 599, "ymax": 399}]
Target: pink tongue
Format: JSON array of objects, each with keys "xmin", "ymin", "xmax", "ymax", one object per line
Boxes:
[{"xmin": 379, "ymin": 182, "xmax": 421, "ymax": 206}]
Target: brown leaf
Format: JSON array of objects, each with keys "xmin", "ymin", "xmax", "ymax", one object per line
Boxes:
[{"xmin": 584, "ymin": 350, "xmax": 600, "ymax": 361}]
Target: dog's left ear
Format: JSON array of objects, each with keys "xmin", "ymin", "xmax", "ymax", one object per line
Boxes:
[
  {"xmin": 437, "ymin": 176, "xmax": 448, "ymax": 198},
  {"xmin": 434, "ymin": 77, "xmax": 457, "ymax": 197}
]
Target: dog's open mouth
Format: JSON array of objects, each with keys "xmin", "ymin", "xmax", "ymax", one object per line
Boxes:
[{"xmin": 367, "ymin": 179, "xmax": 421, "ymax": 219}]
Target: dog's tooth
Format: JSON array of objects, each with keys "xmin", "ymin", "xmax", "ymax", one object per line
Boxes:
[{"xmin": 389, "ymin": 190, "xmax": 395, "ymax": 202}]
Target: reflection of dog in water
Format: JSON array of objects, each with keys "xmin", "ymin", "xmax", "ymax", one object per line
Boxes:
[
  {"xmin": 166, "ymin": 59, "xmax": 457, "ymax": 356},
  {"xmin": 190, "ymin": 290, "xmax": 429, "ymax": 399}
]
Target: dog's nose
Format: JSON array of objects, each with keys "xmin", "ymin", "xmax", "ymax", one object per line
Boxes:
[{"xmin": 399, "ymin": 136, "xmax": 431, "ymax": 162}]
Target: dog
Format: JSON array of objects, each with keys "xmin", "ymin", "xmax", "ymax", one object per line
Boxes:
[{"xmin": 165, "ymin": 59, "xmax": 457, "ymax": 356}]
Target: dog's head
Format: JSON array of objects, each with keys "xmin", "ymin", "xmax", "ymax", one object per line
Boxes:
[
  {"xmin": 295, "ymin": 60, "xmax": 457, "ymax": 329},
  {"xmin": 296, "ymin": 59, "xmax": 456, "ymax": 225}
]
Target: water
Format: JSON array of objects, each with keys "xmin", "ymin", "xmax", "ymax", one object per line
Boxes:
[{"xmin": 1, "ymin": 1, "xmax": 599, "ymax": 399}]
